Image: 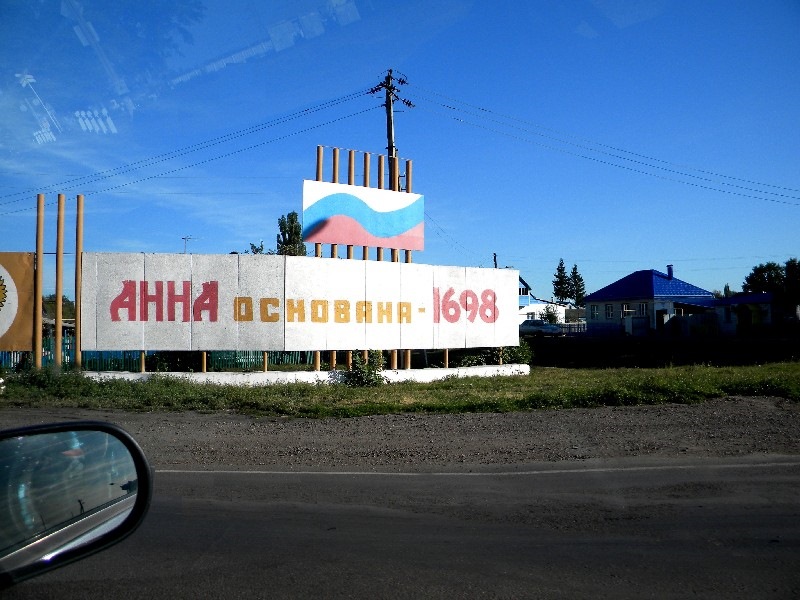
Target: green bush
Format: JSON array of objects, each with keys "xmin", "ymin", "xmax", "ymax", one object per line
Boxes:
[
  {"xmin": 340, "ymin": 351, "xmax": 387, "ymax": 388},
  {"xmin": 458, "ymin": 341, "xmax": 532, "ymax": 367},
  {"xmin": 458, "ymin": 353, "xmax": 487, "ymax": 367},
  {"xmin": 491, "ymin": 340, "xmax": 532, "ymax": 365}
]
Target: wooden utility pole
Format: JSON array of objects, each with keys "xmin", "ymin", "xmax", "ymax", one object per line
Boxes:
[
  {"xmin": 370, "ymin": 69, "xmax": 413, "ymax": 191},
  {"xmin": 384, "ymin": 69, "xmax": 397, "ymax": 185},
  {"xmin": 370, "ymin": 70, "xmax": 418, "ymax": 370}
]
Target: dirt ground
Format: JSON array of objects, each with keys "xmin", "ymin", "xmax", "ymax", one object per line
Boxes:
[{"xmin": 1, "ymin": 396, "xmax": 798, "ymax": 471}]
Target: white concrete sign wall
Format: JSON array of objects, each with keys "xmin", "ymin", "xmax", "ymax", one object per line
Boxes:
[{"xmin": 81, "ymin": 253, "xmax": 519, "ymax": 351}]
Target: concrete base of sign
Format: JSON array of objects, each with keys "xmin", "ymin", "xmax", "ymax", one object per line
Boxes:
[{"xmin": 83, "ymin": 364, "xmax": 530, "ymax": 385}]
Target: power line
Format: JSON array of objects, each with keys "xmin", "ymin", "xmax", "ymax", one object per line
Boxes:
[
  {"xmin": 0, "ymin": 90, "xmax": 370, "ymax": 207},
  {"xmin": 0, "ymin": 105, "xmax": 381, "ymax": 216},
  {"xmin": 410, "ymin": 87, "xmax": 800, "ymax": 206},
  {"xmin": 411, "ymin": 99, "xmax": 800, "ymax": 207},
  {"xmin": 423, "ymin": 210, "xmax": 486, "ymax": 267},
  {"xmin": 412, "ymin": 84, "xmax": 800, "ymax": 196}
]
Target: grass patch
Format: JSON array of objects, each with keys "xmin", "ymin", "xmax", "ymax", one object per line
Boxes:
[{"xmin": 1, "ymin": 362, "xmax": 797, "ymax": 418}]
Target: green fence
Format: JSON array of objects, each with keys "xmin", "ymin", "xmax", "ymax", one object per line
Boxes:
[
  {"xmin": 207, "ymin": 351, "xmax": 312, "ymax": 371},
  {"xmin": 0, "ymin": 337, "xmax": 79, "ymax": 370},
  {"xmin": 1, "ymin": 338, "xmax": 311, "ymax": 372}
]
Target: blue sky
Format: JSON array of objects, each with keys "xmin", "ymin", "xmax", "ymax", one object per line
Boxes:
[{"xmin": 1, "ymin": 0, "xmax": 798, "ymax": 299}]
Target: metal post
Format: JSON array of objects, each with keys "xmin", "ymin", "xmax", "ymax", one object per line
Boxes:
[
  {"xmin": 74, "ymin": 194, "xmax": 84, "ymax": 369},
  {"xmin": 348, "ymin": 149, "xmax": 355, "ymax": 184},
  {"xmin": 313, "ymin": 146, "xmax": 324, "ymax": 369},
  {"xmin": 405, "ymin": 159, "xmax": 413, "ymax": 264},
  {"xmin": 389, "ymin": 158, "xmax": 400, "ymax": 371},
  {"xmin": 392, "ymin": 156, "xmax": 400, "ymax": 192},
  {"xmin": 377, "ymin": 154, "xmax": 385, "ymax": 261},
  {"xmin": 34, "ymin": 195, "xmax": 44, "ymax": 369},
  {"xmin": 315, "ymin": 146, "xmax": 323, "ymax": 260},
  {"xmin": 55, "ymin": 194, "xmax": 65, "ymax": 368},
  {"xmin": 329, "ymin": 147, "xmax": 341, "ymax": 372},
  {"xmin": 362, "ymin": 152, "xmax": 370, "ymax": 260},
  {"xmin": 404, "ymin": 159, "xmax": 413, "ymax": 370},
  {"xmin": 316, "ymin": 145, "xmax": 324, "ymax": 180},
  {"xmin": 332, "ymin": 147, "xmax": 339, "ymax": 183},
  {"xmin": 347, "ymin": 150, "xmax": 355, "ymax": 259}
]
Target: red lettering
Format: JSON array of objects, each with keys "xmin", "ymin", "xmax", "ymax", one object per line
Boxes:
[
  {"xmin": 168, "ymin": 281, "xmax": 191, "ymax": 322},
  {"xmin": 110, "ymin": 281, "xmax": 137, "ymax": 321},
  {"xmin": 110, "ymin": 280, "xmax": 218, "ymax": 322},
  {"xmin": 139, "ymin": 281, "xmax": 164, "ymax": 322},
  {"xmin": 193, "ymin": 281, "xmax": 218, "ymax": 322}
]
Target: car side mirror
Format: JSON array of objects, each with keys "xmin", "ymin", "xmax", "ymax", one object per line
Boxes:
[{"xmin": 0, "ymin": 421, "xmax": 152, "ymax": 587}]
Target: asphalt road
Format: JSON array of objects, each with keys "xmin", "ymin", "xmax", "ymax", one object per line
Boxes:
[{"xmin": 5, "ymin": 455, "xmax": 800, "ymax": 599}]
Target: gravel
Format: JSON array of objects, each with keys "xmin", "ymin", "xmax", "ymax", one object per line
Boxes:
[{"xmin": 1, "ymin": 396, "xmax": 798, "ymax": 471}]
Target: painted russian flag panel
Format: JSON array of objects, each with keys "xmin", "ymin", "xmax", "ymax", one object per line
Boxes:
[{"xmin": 302, "ymin": 180, "xmax": 424, "ymax": 250}]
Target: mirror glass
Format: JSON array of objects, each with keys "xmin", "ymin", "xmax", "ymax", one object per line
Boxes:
[{"xmin": 0, "ymin": 429, "xmax": 138, "ymax": 567}]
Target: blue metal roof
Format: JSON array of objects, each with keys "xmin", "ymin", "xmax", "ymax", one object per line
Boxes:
[{"xmin": 585, "ymin": 269, "xmax": 714, "ymax": 303}]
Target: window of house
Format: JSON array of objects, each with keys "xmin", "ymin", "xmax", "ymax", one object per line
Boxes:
[
  {"xmin": 638, "ymin": 303, "xmax": 648, "ymax": 316},
  {"xmin": 605, "ymin": 304, "xmax": 614, "ymax": 319},
  {"xmin": 622, "ymin": 303, "xmax": 631, "ymax": 317},
  {"xmin": 590, "ymin": 305, "xmax": 599, "ymax": 320}
]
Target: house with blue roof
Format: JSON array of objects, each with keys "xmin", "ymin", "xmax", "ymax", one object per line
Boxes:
[{"xmin": 584, "ymin": 265, "xmax": 718, "ymax": 336}]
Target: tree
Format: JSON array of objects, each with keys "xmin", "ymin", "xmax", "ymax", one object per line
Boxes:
[
  {"xmin": 42, "ymin": 294, "xmax": 75, "ymax": 319},
  {"xmin": 276, "ymin": 211, "xmax": 307, "ymax": 256},
  {"xmin": 743, "ymin": 261, "xmax": 784, "ymax": 295},
  {"xmin": 242, "ymin": 211, "xmax": 307, "ymax": 256},
  {"xmin": 742, "ymin": 258, "xmax": 800, "ymax": 318},
  {"xmin": 540, "ymin": 304, "xmax": 559, "ymax": 324},
  {"xmin": 552, "ymin": 259, "xmax": 571, "ymax": 303},
  {"xmin": 785, "ymin": 258, "xmax": 800, "ymax": 309},
  {"xmin": 246, "ymin": 240, "xmax": 266, "ymax": 254},
  {"xmin": 712, "ymin": 284, "xmax": 736, "ymax": 299},
  {"xmin": 570, "ymin": 264, "xmax": 586, "ymax": 306}
]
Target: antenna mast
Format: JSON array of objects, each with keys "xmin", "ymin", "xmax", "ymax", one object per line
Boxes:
[{"xmin": 182, "ymin": 235, "xmax": 196, "ymax": 254}]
